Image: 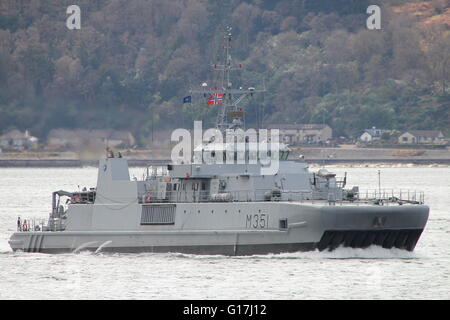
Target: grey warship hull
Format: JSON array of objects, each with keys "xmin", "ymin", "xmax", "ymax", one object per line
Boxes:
[
  {"xmin": 9, "ymin": 201, "xmax": 429, "ymax": 255},
  {"xmin": 8, "ymin": 28, "xmax": 430, "ymax": 255}
]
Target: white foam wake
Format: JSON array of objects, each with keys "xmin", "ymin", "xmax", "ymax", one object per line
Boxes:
[
  {"xmin": 161, "ymin": 245, "xmax": 422, "ymax": 260},
  {"xmin": 262, "ymin": 245, "xmax": 420, "ymax": 260}
]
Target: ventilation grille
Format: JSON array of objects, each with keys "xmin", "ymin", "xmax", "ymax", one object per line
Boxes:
[{"xmin": 141, "ymin": 205, "xmax": 176, "ymax": 225}]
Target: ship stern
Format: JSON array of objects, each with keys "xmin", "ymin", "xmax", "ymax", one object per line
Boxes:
[{"xmin": 317, "ymin": 204, "xmax": 429, "ymax": 251}]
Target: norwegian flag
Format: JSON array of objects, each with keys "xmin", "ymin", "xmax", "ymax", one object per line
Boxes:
[{"xmin": 206, "ymin": 93, "xmax": 223, "ymax": 105}]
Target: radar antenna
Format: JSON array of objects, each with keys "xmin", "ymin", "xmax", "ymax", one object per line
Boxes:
[{"xmin": 190, "ymin": 26, "xmax": 265, "ymax": 134}]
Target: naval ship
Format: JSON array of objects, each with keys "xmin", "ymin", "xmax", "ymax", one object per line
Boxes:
[{"xmin": 9, "ymin": 28, "xmax": 429, "ymax": 254}]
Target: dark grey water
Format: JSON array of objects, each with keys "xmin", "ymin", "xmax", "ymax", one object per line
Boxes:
[{"xmin": 0, "ymin": 166, "xmax": 448, "ymax": 299}]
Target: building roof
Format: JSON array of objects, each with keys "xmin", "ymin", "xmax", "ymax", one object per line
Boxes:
[
  {"xmin": 0, "ymin": 129, "xmax": 36, "ymax": 140},
  {"xmin": 0, "ymin": 129, "xmax": 24, "ymax": 139},
  {"xmin": 403, "ymin": 130, "xmax": 443, "ymax": 138},
  {"xmin": 267, "ymin": 124, "xmax": 330, "ymax": 130}
]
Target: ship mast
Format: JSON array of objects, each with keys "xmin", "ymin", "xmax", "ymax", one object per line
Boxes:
[{"xmin": 190, "ymin": 26, "xmax": 265, "ymax": 134}]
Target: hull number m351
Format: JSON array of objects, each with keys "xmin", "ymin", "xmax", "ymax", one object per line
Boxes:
[{"xmin": 246, "ymin": 214, "xmax": 268, "ymax": 229}]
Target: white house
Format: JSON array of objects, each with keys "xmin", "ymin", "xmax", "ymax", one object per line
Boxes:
[
  {"xmin": 0, "ymin": 130, "xmax": 39, "ymax": 150},
  {"xmin": 359, "ymin": 128, "xmax": 390, "ymax": 142},
  {"xmin": 398, "ymin": 130, "xmax": 445, "ymax": 144}
]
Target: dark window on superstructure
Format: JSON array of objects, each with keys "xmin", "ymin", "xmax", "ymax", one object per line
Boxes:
[
  {"xmin": 201, "ymin": 182, "xmax": 206, "ymax": 190},
  {"xmin": 279, "ymin": 219, "xmax": 288, "ymax": 230}
]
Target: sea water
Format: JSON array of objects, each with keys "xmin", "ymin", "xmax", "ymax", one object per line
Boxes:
[{"xmin": 0, "ymin": 166, "xmax": 448, "ymax": 299}]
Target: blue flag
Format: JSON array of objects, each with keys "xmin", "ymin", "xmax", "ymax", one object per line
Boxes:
[{"xmin": 183, "ymin": 96, "xmax": 192, "ymax": 103}]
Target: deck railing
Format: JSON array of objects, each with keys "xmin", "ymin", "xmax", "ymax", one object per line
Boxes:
[
  {"xmin": 137, "ymin": 188, "xmax": 425, "ymax": 205},
  {"xmin": 355, "ymin": 189, "xmax": 425, "ymax": 204},
  {"xmin": 16, "ymin": 218, "xmax": 48, "ymax": 232}
]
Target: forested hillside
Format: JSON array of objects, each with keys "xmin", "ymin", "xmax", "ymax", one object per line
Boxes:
[{"xmin": 0, "ymin": 0, "xmax": 449, "ymax": 143}]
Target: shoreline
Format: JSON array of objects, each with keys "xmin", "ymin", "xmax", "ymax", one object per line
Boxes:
[
  {"xmin": 1, "ymin": 146, "xmax": 449, "ymax": 167},
  {"xmin": 0, "ymin": 158, "xmax": 449, "ymax": 167}
]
